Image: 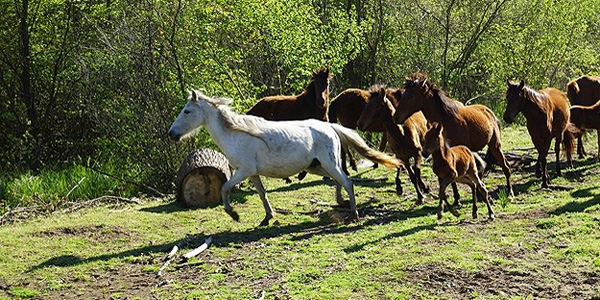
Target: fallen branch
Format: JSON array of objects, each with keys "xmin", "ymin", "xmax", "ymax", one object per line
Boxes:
[
  {"xmin": 183, "ymin": 236, "xmax": 212, "ymax": 260},
  {"xmin": 350, "ymin": 177, "xmax": 388, "ymax": 183},
  {"xmin": 61, "ymin": 196, "xmax": 142, "ymax": 213}
]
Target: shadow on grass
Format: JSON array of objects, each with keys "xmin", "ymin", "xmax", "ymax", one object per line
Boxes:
[
  {"xmin": 548, "ymin": 186, "xmax": 600, "ymax": 215},
  {"xmin": 28, "ymin": 198, "xmax": 435, "ymax": 272}
]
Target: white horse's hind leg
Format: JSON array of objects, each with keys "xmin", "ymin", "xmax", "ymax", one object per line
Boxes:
[
  {"xmin": 221, "ymin": 168, "xmax": 253, "ymax": 222},
  {"xmin": 313, "ymin": 164, "xmax": 358, "ymax": 220},
  {"xmin": 249, "ymin": 175, "xmax": 274, "ymax": 226}
]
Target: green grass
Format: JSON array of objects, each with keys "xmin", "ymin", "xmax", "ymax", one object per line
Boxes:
[
  {"xmin": 0, "ymin": 157, "xmax": 138, "ymax": 212},
  {"xmin": 0, "ymin": 125, "xmax": 599, "ymax": 299}
]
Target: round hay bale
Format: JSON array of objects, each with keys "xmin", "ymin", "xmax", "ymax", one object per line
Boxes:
[{"xmin": 176, "ymin": 148, "xmax": 231, "ymax": 208}]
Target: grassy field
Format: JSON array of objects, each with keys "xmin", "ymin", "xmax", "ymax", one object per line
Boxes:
[{"xmin": 0, "ymin": 125, "xmax": 599, "ymax": 299}]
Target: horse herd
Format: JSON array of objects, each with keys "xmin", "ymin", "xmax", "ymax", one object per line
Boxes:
[{"xmin": 168, "ymin": 67, "xmax": 600, "ymax": 226}]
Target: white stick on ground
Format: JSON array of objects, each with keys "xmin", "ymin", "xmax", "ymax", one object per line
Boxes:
[{"xmin": 182, "ymin": 236, "xmax": 213, "ymax": 260}]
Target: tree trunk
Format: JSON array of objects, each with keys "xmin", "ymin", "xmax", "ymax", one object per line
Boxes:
[{"xmin": 176, "ymin": 148, "xmax": 231, "ymax": 208}]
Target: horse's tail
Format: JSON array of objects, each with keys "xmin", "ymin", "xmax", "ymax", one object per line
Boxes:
[
  {"xmin": 330, "ymin": 124, "xmax": 401, "ymax": 169},
  {"xmin": 483, "ymin": 114, "xmax": 502, "ymax": 172},
  {"xmin": 327, "ymin": 98, "xmax": 338, "ymax": 123},
  {"xmin": 563, "ymin": 123, "xmax": 580, "ymax": 155},
  {"xmin": 472, "ymin": 152, "xmax": 487, "ymax": 179}
]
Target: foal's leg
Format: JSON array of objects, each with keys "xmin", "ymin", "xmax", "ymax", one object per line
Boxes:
[
  {"xmin": 406, "ymin": 164, "xmax": 424, "ymax": 205},
  {"xmin": 471, "ymin": 172, "xmax": 494, "ymax": 220},
  {"xmin": 451, "ymin": 183, "xmax": 462, "ymax": 207},
  {"xmin": 249, "ymin": 175, "xmax": 274, "ymax": 226},
  {"xmin": 438, "ymin": 177, "xmax": 459, "ymax": 220},
  {"xmin": 395, "ymin": 167, "xmax": 403, "ymax": 196}
]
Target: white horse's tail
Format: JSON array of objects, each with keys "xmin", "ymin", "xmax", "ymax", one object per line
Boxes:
[{"xmin": 330, "ymin": 124, "xmax": 402, "ymax": 169}]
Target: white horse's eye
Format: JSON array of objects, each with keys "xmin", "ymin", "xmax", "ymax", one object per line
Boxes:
[{"xmin": 184, "ymin": 110, "xmax": 190, "ymax": 114}]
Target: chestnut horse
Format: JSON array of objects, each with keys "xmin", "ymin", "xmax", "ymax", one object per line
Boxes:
[
  {"xmin": 504, "ymin": 80, "xmax": 575, "ymax": 188},
  {"xmin": 247, "ymin": 67, "xmax": 331, "ymax": 121},
  {"xmin": 357, "ymin": 87, "xmax": 429, "ymax": 204},
  {"xmin": 566, "ymin": 75, "xmax": 600, "ymax": 158},
  {"xmin": 393, "ymin": 73, "xmax": 513, "ymax": 201},
  {"xmin": 569, "ymin": 100, "xmax": 600, "ymax": 160},
  {"xmin": 423, "ymin": 123, "xmax": 494, "ymax": 221},
  {"xmin": 327, "ymin": 87, "xmax": 398, "ymax": 173}
]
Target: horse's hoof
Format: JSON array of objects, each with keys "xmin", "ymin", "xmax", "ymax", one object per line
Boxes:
[
  {"xmin": 226, "ymin": 209, "xmax": 240, "ymax": 222},
  {"xmin": 449, "ymin": 207, "xmax": 460, "ymax": 217},
  {"xmin": 453, "ymin": 201, "xmax": 463, "ymax": 208},
  {"xmin": 472, "ymin": 212, "xmax": 478, "ymax": 219},
  {"xmin": 415, "ymin": 199, "xmax": 424, "ymax": 206},
  {"xmin": 489, "ymin": 214, "xmax": 495, "ymax": 221},
  {"xmin": 284, "ymin": 177, "xmax": 292, "ymax": 184},
  {"xmin": 437, "ymin": 212, "xmax": 443, "ymax": 220},
  {"xmin": 297, "ymin": 171, "xmax": 307, "ymax": 181},
  {"xmin": 336, "ymin": 200, "xmax": 351, "ymax": 208},
  {"xmin": 259, "ymin": 214, "xmax": 273, "ymax": 227},
  {"xmin": 395, "ymin": 187, "xmax": 403, "ymax": 196}
]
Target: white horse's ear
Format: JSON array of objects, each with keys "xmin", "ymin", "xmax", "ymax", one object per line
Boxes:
[{"xmin": 189, "ymin": 90, "xmax": 198, "ymax": 101}]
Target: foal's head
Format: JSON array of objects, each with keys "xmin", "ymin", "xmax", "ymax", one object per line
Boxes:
[
  {"xmin": 503, "ymin": 79, "xmax": 526, "ymax": 123},
  {"xmin": 423, "ymin": 122, "xmax": 444, "ymax": 158},
  {"xmin": 357, "ymin": 86, "xmax": 392, "ymax": 131},
  {"xmin": 394, "ymin": 73, "xmax": 432, "ymax": 124}
]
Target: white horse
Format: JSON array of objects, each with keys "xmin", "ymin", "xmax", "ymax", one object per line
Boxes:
[{"xmin": 168, "ymin": 90, "xmax": 401, "ymax": 226}]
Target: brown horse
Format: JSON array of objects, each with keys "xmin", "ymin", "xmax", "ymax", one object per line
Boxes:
[
  {"xmin": 393, "ymin": 73, "xmax": 513, "ymax": 200},
  {"xmin": 504, "ymin": 80, "xmax": 575, "ymax": 188},
  {"xmin": 247, "ymin": 67, "xmax": 331, "ymax": 121},
  {"xmin": 357, "ymin": 87, "xmax": 429, "ymax": 204},
  {"xmin": 423, "ymin": 123, "xmax": 494, "ymax": 221},
  {"xmin": 327, "ymin": 87, "xmax": 396, "ymax": 173},
  {"xmin": 566, "ymin": 75, "xmax": 600, "ymax": 158},
  {"xmin": 569, "ymin": 100, "xmax": 600, "ymax": 160}
]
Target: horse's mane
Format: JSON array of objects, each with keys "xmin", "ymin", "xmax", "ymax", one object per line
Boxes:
[
  {"xmin": 193, "ymin": 90, "xmax": 265, "ymax": 137},
  {"xmin": 405, "ymin": 73, "xmax": 461, "ymax": 120},
  {"xmin": 368, "ymin": 84, "xmax": 387, "ymax": 94},
  {"xmin": 520, "ymin": 85, "xmax": 551, "ymax": 112}
]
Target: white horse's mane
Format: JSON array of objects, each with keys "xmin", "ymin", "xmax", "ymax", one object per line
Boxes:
[{"xmin": 191, "ymin": 90, "xmax": 265, "ymax": 137}]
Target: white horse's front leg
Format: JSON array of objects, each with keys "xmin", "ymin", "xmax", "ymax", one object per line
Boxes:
[
  {"xmin": 249, "ymin": 175, "xmax": 274, "ymax": 226},
  {"xmin": 221, "ymin": 169, "xmax": 252, "ymax": 222}
]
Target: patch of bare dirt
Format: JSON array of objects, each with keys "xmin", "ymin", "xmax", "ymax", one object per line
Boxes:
[
  {"xmin": 32, "ymin": 224, "xmax": 132, "ymax": 241},
  {"xmin": 405, "ymin": 263, "xmax": 599, "ymax": 299}
]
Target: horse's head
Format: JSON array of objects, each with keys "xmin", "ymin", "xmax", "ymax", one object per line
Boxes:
[
  {"xmin": 312, "ymin": 67, "xmax": 331, "ymax": 109},
  {"xmin": 357, "ymin": 86, "xmax": 392, "ymax": 131},
  {"xmin": 422, "ymin": 122, "xmax": 443, "ymax": 158},
  {"xmin": 168, "ymin": 90, "xmax": 207, "ymax": 141},
  {"xmin": 393, "ymin": 73, "xmax": 430, "ymax": 124},
  {"xmin": 503, "ymin": 79, "xmax": 526, "ymax": 124}
]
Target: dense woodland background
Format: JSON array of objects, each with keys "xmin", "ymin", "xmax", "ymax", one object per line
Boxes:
[{"xmin": 1, "ymin": 0, "xmax": 599, "ymax": 208}]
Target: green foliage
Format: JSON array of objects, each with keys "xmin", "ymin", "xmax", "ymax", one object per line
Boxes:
[{"xmin": 1, "ymin": 0, "xmax": 600, "ymax": 207}]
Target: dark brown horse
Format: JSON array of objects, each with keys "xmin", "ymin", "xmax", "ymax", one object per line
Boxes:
[
  {"xmin": 504, "ymin": 80, "xmax": 575, "ymax": 188},
  {"xmin": 327, "ymin": 87, "xmax": 397, "ymax": 173},
  {"xmin": 247, "ymin": 67, "xmax": 331, "ymax": 121},
  {"xmin": 566, "ymin": 75, "xmax": 600, "ymax": 158},
  {"xmin": 393, "ymin": 73, "xmax": 513, "ymax": 200},
  {"xmin": 357, "ymin": 87, "xmax": 429, "ymax": 204},
  {"xmin": 423, "ymin": 123, "xmax": 494, "ymax": 221},
  {"xmin": 569, "ymin": 100, "xmax": 600, "ymax": 160}
]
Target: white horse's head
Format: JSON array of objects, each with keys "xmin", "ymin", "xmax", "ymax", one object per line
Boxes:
[{"xmin": 168, "ymin": 90, "xmax": 207, "ymax": 142}]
